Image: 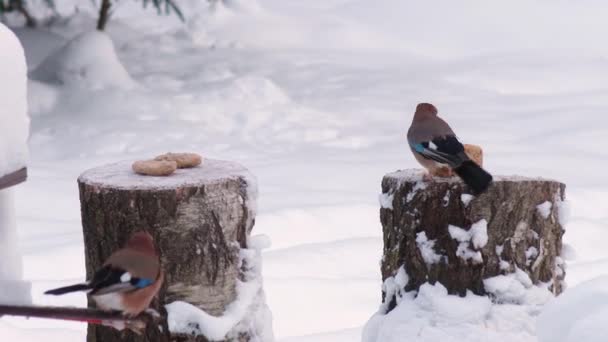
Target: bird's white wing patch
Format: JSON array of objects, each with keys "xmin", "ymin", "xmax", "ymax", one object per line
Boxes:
[{"xmin": 120, "ymin": 272, "xmax": 132, "ymax": 283}]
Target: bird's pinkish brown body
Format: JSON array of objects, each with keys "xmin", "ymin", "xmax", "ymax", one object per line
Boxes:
[{"xmin": 45, "ymin": 231, "xmax": 163, "ymax": 317}]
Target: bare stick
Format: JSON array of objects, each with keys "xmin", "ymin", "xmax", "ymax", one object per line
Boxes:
[
  {"xmin": 0, "ymin": 304, "xmax": 156, "ymax": 333},
  {"xmin": 0, "ymin": 167, "xmax": 27, "ymax": 191}
]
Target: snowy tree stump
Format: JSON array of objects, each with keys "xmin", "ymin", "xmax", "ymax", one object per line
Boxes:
[
  {"xmin": 379, "ymin": 170, "xmax": 566, "ymax": 310},
  {"xmin": 78, "ymin": 159, "xmax": 258, "ymax": 342}
]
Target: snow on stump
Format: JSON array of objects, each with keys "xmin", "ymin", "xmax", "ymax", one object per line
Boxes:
[
  {"xmin": 379, "ymin": 169, "xmax": 566, "ymax": 309},
  {"xmin": 78, "ymin": 159, "xmax": 271, "ymax": 341}
]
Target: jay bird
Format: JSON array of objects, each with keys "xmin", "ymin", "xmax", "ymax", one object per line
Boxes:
[
  {"xmin": 45, "ymin": 231, "xmax": 163, "ymax": 317},
  {"xmin": 407, "ymin": 103, "xmax": 493, "ymax": 194}
]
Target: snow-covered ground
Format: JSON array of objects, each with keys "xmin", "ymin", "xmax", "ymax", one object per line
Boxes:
[{"xmin": 2, "ymin": 0, "xmax": 608, "ymax": 340}]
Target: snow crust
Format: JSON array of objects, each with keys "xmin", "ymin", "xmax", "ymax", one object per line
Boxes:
[
  {"xmin": 415, "ymin": 232, "xmax": 443, "ymax": 265},
  {"xmin": 537, "ymin": 276, "xmax": 608, "ymax": 342},
  {"xmin": 379, "ymin": 266, "xmax": 409, "ymax": 313},
  {"xmin": 363, "ymin": 279, "xmax": 544, "ymax": 342},
  {"xmin": 166, "ymin": 235, "xmax": 274, "ymax": 341},
  {"xmin": 483, "ymin": 268, "xmax": 552, "ymax": 305},
  {"xmin": 30, "ymin": 31, "xmax": 135, "ymax": 89},
  {"xmin": 556, "ymin": 198, "xmax": 570, "ymax": 227},
  {"xmin": 0, "ymin": 23, "xmax": 30, "ymax": 304},
  {"xmin": 448, "ymin": 220, "xmax": 488, "ymax": 263},
  {"xmin": 0, "ymin": 23, "xmax": 29, "ymax": 178},
  {"xmin": 78, "ymin": 159, "xmax": 255, "ymax": 191},
  {"xmin": 378, "ymin": 192, "xmax": 394, "ymax": 209},
  {"xmin": 0, "ymin": 189, "xmax": 31, "ymax": 304},
  {"xmin": 461, "ymin": 194, "xmax": 474, "ymax": 207},
  {"xmin": 364, "ymin": 263, "xmax": 554, "ymax": 342},
  {"xmin": 536, "ymin": 201, "xmax": 552, "ymax": 219}
]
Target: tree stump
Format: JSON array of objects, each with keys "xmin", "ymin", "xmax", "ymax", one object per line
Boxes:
[
  {"xmin": 379, "ymin": 169, "xmax": 566, "ymax": 310},
  {"xmin": 78, "ymin": 159, "xmax": 260, "ymax": 341}
]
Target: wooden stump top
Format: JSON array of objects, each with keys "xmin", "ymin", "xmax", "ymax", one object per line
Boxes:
[
  {"xmin": 78, "ymin": 159, "xmax": 256, "ymax": 192},
  {"xmin": 383, "ymin": 169, "xmax": 561, "ymax": 187}
]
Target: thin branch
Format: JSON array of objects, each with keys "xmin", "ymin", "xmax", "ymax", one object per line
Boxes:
[
  {"xmin": 0, "ymin": 304, "xmax": 157, "ymax": 334},
  {"xmin": 0, "ymin": 167, "xmax": 27, "ymax": 191}
]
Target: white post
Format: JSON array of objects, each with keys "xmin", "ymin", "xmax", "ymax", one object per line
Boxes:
[
  {"xmin": 0, "ymin": 23, "xmax": 31, "ymax": 305},
  {"xmin": 0, "ymin": 188, "xmax": 31, "ymax": 305}
]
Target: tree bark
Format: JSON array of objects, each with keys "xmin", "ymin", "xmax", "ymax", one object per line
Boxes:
[
  {"xmin": 379, "ymin": 170, "xmax": 566, "ymax": 310},
  {"xmin": 97, "ymin": 0, "xmax": 112, "ymax": 31},
  {"xmin": 78, "ymin": 159, "xmax": 257, "ymax": 341}
]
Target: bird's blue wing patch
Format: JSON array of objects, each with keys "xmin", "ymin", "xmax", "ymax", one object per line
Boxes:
[
  {"xmin": 414, "ymin": 143, "xmax": 425, "ymax": 153},
  {"xmin": 133, "ymin": 278, "xmax": 154, "ymax": 288}
]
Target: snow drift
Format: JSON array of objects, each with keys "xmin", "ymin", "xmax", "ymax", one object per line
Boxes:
[
  {"xmin": 30, "ymin": 31, "xmax": 136, "ymax": 90},
  {"xmin": 0, "ymin": 23, "xmax": 29, "ymax": 178},
  {"xmin": 537, "ymin": 276, "xmax": 608, "ymax": 342}
]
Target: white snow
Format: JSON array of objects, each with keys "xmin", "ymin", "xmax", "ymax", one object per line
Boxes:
[
  {"xmin": 496, "ymin": 244, "xmax": 511, "ymax": 270},
  {"xmin": 537, "ymin": 276, "xmax": 608, "ymax": 342},
  {"xmin": 2, "ymin": 0, "xmax": 608, "ymax": 340},
  {"xmin": 525, "ymin": 247, "xmax": 539, "ymax": 266},
  {"xmin": 461, "ymin": 194, "xmax": 474, "ymax": 207},
  {"xmin": 406, "ymin": 180, "xmax": 427, "ymax": 202},
  {"xmin": 30, "ymin": 31, "xmax": 136, "ymax": 90},
  {"xmin": 0, "ymin": 23, "xmax": 29, "ymax": 178},
  {"xmin": 415, "ymin": 232, "xmax": 443, "ymax": 265},
  {"xmin": 378, "ymin": 192, "xmax": 394, "ymax": 209},
  {"xmin": 0, "ymin": 22, "xmax": 30, "ymax": 306},
  {"xmin": 556, "ymin": 198, "xmax": 571, "ymax": 227},
  {"xmin": 483, "ymin": 268, "xmax": 552, "ymax": 305},
  {"xmin": 363, "ymin": 281, "xmax": 548, "ymax": 342},
  {"xmin": 0, "ymin": 189, "xmax": 31, "ymax": 305},
  {"xmin": 448, "ymin": 220, "xmax": 488, "ymax": 263},
  {"xmin": 380, "ymin": 266, "xmax": 410, "ymax": 312},
  {"xmin": 166, "ymin": 235, "xmax": 273, "ymax": 341},
  {"xmin": 536, "ymin": 201, "xmax": 552, "ymax": 219},
  {"xmin": 442, "ymin": 190, "xmax": 450, "ymax": 207},
  {"xmin": 470, "ymin": 219, "xmax": 488, "ymax": 249}
]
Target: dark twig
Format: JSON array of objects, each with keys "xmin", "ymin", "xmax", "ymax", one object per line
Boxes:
[
  {"xmin": 0, "ymin": 167, "xmax": 27, "ymax": 191},
  {"xmin": 0, "ymin": 304, "xmax": 157, "ymax": 334}
]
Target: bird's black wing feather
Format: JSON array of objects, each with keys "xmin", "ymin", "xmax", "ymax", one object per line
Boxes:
[
  {"xmin": 89, "ymin": 265, "xmax": 129, "ymax": 294},
  {"xmin": 89, "ymin": 265, "xmax": 155, "ymax": 295},
  {"xmin": 432, "ymin": 135, "xmax": 465, "ymax": 155},
  {"xmin": 415, "ymin": 135, "xmax": 468, "ymax": 168}
]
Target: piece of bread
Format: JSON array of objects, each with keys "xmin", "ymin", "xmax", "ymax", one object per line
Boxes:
[
  {"xmin": 132, "ymin": 160, "xmax": 177, "ymax": 176},
  {"xmin": 154, "ymin": 152, "xmax": 202, "ymax": 169}
]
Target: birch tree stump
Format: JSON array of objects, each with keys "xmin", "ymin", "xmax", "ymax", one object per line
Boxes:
[
  {"xmin": 379, "ymin": 169, "xmax": 566, "ymax": 310},
  {"xmin": 78, "ymin": 159, "xmax": 258, "ymax": 342}
]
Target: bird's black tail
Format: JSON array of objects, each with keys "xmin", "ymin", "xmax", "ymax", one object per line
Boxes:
[
  {"xmin": 44, "ymin": 283, "xmax": 91, "ymax": 295},
  {"xmin": 454, "ymin": 160, "xmax": 493, "ymax": 195}
]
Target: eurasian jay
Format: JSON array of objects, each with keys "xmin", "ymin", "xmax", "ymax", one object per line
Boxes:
[
  {"xmin": 407, "ymin": 103, "xmax": 493, "ymax": 194},
  {"xmin": 45, "ymin": 231, "xmax": 163, "ymax": 317}
]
